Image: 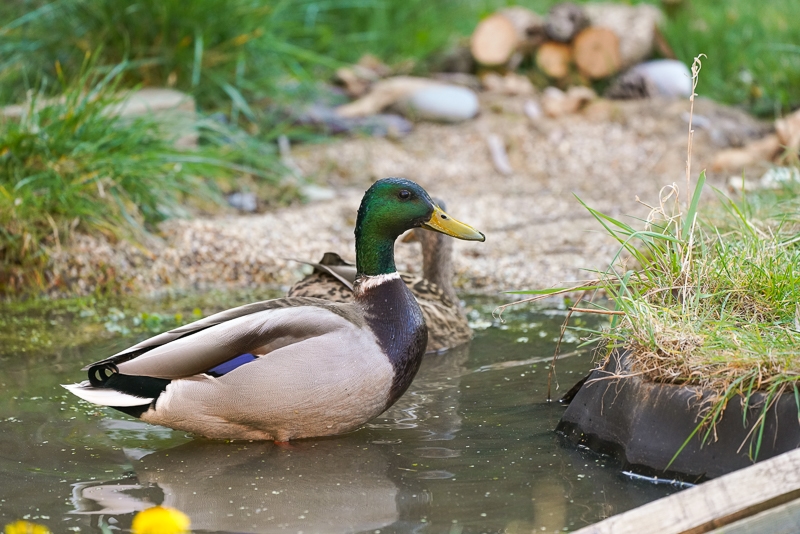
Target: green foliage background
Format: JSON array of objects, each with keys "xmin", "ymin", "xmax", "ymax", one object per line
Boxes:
[{"xmin": 1, "ymin": 0, "xmax": 799, "ymax": 296}]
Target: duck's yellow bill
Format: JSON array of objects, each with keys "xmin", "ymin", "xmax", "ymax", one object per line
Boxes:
[{"xmin": 422, "ymin": 205, "xmax": 485, "ymax": 242}]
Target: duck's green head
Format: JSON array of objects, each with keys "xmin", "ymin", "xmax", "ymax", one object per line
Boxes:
[{"xmin": 355, "ymin": 178, "xmax": 484, "ymax": 276}]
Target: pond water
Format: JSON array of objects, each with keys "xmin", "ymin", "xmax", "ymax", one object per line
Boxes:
[{"xmin": 0, "ymin": 294, "xmax": 679, "ymax": 533}]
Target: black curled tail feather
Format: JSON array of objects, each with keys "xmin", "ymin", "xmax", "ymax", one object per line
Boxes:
[
  {"xmin": 87, "ymin": 362, "xmax": 171, "ymax": 418},
  {"xmin": 88, "ymin": 362, "xmax": 119, "ymax": 387}
]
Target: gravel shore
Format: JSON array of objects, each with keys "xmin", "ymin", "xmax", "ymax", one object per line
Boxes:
[{"xmin": 49, "ymin": 95, "xmax": 769, "ymax": 297}]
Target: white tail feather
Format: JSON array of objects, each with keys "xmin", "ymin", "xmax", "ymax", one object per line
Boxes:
[{"xmin": 62, "ymin": 382, "xmax": 153, "ymax": 407}]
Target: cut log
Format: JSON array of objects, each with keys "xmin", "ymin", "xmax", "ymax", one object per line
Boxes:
[
  {"xmin": 536, "ymin": 41, "xmax": 573, "ymax": 79},
  {"xmin": 573, "ymin": 27, "xmax": 621, "ymax": 79},
  {"xmin": 470, "ymin": 13, "xmax": 517, "ymax": 67},
  {"xmin": 584, "ymin": 3, "xmax": 664, "ymax": 71},
  {"xmin": 545, "ymin": 2, "xmax": 589, "ymax": 43},
  {"xmin": 501, "ymin": 7, "xmax": 547, "ymax": 53},
  {"xmin": 470, "ymin": 7, "xmax": 545, "ymax": 67}
]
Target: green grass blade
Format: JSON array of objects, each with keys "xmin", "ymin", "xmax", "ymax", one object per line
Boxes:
[{"xmin": 681, "ymin": 170, "xmax": 706, "ymax": 241}]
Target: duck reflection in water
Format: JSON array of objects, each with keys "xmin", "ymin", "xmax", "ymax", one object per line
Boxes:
[
  {"xmin": 71, "ymin": 346, "xmax": 470, "ymax": 533},
  {"xmin": 74, "ymin": 439, "xmax": 401, "ymax": 533}
]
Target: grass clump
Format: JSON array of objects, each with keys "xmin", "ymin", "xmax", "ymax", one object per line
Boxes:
[
  {"xmin": 587, "ymin": 177, "xmax": 800, "ymax": 393},
  {"xmin": 508, "ymin": 171, "xmax": 800, "ymax": 459},
  {"xmin": 586, "ymin": 174, "xmax": 800, "ymax": 459},
  {"xmin": 503, "ymin": 55, "xmax": 800, "ymax": 460},
  {"xmin": 0, "ymin": 59, "xmax": 286, "ymax": 295}
]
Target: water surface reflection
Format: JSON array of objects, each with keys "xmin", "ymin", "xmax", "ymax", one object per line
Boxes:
[
  {"xmin": 0, "ymin": 300, "xmax": 678, "ymax": 533},
  {"xmin": 74, "ymin": 439, "xmax": 404, "ymax": 533}
]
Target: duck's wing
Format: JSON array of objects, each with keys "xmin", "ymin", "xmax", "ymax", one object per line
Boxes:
[
  {"xmin": 82, "ymin": 297, "xmax": 365, "ymax": 380},
  {"xmin": 64, "ymin": 297, "xmax": 366, "ymax": 409},
  {"xmin": 297, "ymin": 252, "xmax": 356, "ymax": 290},
  {"xmin": 399, "ymin": 273, "xmax": 453, "ymax": 306}
]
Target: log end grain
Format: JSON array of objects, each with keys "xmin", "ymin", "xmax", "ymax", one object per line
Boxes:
[{"xmin": 573, "ymin": 27, "xmax": 622, "ymax": 79}]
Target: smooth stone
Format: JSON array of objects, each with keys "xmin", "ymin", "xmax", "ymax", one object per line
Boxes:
[
  {"xmin": 760, "ymin": 166, "xmax": 800, "ymax": 189},
  {"xmin": 2, "ymin": 88, "xmax": 198, "ymax": 148},
  {"xmin": 226, "ymin": 192, "xmax": 258, "ymax": 212},
  {"xmin": 396, "ymin": 85, "xmax": 479, "ymax": 123},
  {"xmin": 628, "ymin": 59, "xmax": 693, "ymax": 98},
  {"xmin": 299, "ymin": 184, "xmax": 336, "ymax": 202},
  {"xmin": 558, "ymin": 350, "xmax": 800, "ymax": 480}
]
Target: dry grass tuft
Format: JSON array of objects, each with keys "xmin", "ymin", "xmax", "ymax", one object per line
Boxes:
[{"xmin": 508, "ymin": 56, "xmax": 800, "ymax": 458}]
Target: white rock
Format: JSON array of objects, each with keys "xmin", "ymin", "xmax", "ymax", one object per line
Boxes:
[
  {"xmin": 727, "ymin": 167, "xmax": 800, "ymax": 192},
  {"xmin": 105, "ymin": 88, "xmax": 198, "ymax": 148},
  {"xmin": 300, "ymin": 184, "xmax": 336, "ymax": 202},
  {"xmin": 227, "ymin": 192, "xmax": 258, "ymax": 212},
  {"xmin": 111, "ymin": 88, "xmax": 196, "ymax": 117},
  {"xmin": 628, "ymin": 60, "xmax": 693, "ymax": 98},
  {"xmin": 726, "ymin": 176, "xmax": 758, "ymax": 192},
  {"xmin": 523, "ymin": 99, "xmax": 543, "ymax": 122},
  {"xmin": 760, "ymin": 166, "xmax": 800, "ymax": 189},
  {"xmin": 2, "ymin": 87, "xmax": 198, "ymax": 148},
  {"xmin": 397, "ymin": 85, "xmax": 479, "ymax": 122}
]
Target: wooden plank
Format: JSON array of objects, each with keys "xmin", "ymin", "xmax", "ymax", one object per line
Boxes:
[
  {"xmin": 573, "ymin": 447, "xmax": 800, "ymax": 534},
  {"xmin": 708, "ymin": 497, "xmax": 800, "ymax": 534}
]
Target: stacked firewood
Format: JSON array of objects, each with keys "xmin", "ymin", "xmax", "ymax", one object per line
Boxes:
[
  {"xmin": 327, "ymin": 2, "xmax": 677, "ymax": 124},
  {"xmin": 469, "ymin": 2, "xmax": 666, "ymax": 83}
]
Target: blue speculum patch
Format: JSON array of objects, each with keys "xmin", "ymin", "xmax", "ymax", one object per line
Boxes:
[{"xmin": 207, "ymin": 353, "xmax": 257, "ymax": 376}]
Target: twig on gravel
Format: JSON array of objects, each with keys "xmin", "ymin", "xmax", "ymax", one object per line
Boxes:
[
  {"xmin": 486, "ymin": 133, "xmax": 513, "ymax": 175},
  {"xmin": 278, "ymin": 134, "xmax": 304, "ymax": 179}
]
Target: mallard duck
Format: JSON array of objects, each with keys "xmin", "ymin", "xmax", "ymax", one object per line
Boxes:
[
  {"xmin": 63, "ymin": 178, "xmax": 484, "ymax": 441},
  {"xmin": 288, "ymin": 203, "xmax": 472, "ymax": 352}
]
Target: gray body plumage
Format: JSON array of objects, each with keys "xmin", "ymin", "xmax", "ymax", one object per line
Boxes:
[{"xmin": 65, "ymin": 292, "xmax": 422, "ymax": 441}]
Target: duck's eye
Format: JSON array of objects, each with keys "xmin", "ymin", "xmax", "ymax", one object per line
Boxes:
[{"xmin": 398, "ymin": 189, "xmax": 411, "ymax": 200}]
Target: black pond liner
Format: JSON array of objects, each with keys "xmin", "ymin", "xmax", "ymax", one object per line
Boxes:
[{"xmin": 556, "ymin": 350, "xmax": 800, "ymax": 481}]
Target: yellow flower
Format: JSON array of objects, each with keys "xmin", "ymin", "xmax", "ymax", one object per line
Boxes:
[
  {"xmin": 132, "ymin": 506, "xmax": 191, "ymax": 534},
  {"xmin": 4, "ymin": 521, "xmax": 51, "ymax": 534}
]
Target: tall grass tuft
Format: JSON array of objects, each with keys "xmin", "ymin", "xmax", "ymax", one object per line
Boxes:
[
  {"xmin": 501, "ymin": 51, "xmax": 800, "ymax": 458},
  {"xmin": 509, "ymin": 175, "xmax": 800, "ymax": 460},
  {"xmin": 0, "ymin": 57, "xmax": 285, "ymax": 295}
]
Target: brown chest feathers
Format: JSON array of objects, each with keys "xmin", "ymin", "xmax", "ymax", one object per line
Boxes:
[{"xmin": 288, "ymin": 270, "xmax": 471, "ymax": 353}]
